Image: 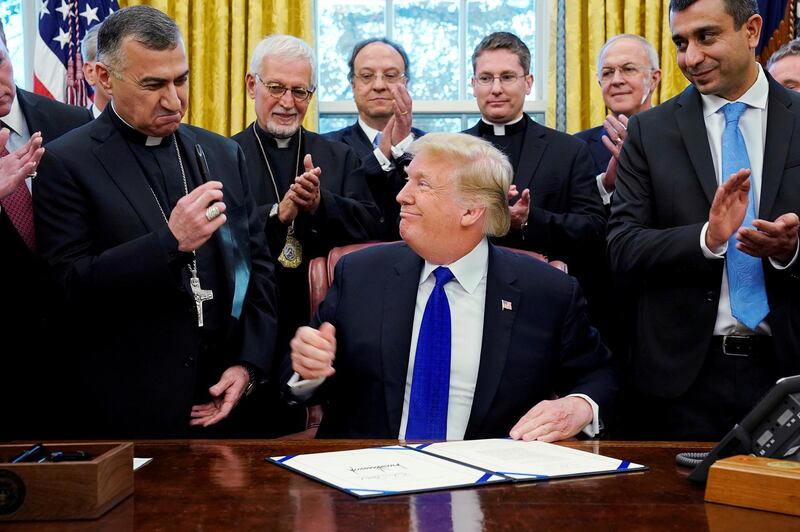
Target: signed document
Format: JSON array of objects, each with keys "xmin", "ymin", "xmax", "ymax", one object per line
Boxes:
[
  {"xmin": 411, "ymin": 439, "xmax": 646, "ymax": 480},
  {"xmin": 269, "ymin": 445, "xmax": 506, "ymax": 497},
  {"xmin": 268, "ymin": 439, "xmax": 646, "ymax": 498}
]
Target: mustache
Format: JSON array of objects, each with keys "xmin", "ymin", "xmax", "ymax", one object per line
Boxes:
[{"xmin": 272, "ymin": 106, "xmax": 298, "ymax": 116}]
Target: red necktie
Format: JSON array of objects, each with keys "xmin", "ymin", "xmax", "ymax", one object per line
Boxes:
[{"xmin": 0, "ymin": 146, "xmax": 36, "ymax": 251}]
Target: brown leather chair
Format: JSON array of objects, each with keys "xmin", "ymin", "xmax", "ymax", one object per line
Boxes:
[
  {"xmin": 309, "ymin": 242, "xmax": 567, "ymax": 316},
  {"xmin": 295, "ymin": 242, "xmax": 567, "ymax": 436}
]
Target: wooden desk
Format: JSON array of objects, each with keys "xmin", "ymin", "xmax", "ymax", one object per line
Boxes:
[{"xmin": 3, "ymin": 440, "xmax": 800, "ymax": 531}]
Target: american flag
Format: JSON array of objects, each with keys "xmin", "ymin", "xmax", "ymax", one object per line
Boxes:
[{"xmin": 34, "ymin": 0, "xmax": 118, "ymax": 106}]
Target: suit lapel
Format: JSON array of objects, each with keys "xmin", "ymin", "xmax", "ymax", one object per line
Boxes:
[
  {"xmin": 515, "ymin": 115, "xmax": 547, "ymax": 191},
  {"xmin": 17, "ymin": 89, "xmax": 58, "ymax": 142},
  {"xmin": 345, "ymin": 122, "xmax": 373, "ymax": 154},
  {"xmin": 760, "ymin": 78, "xmax": 794, "ymax": 218},
  {"xmin": 675, "ymin": 86, "xmax": 718, "ymax": 205},
  {"xmin": 91, "ymin": 116, "xmax": 166, "ymax": 233},
  {"xmin": 381, "ymin": 247, "xmax": 423, "ymax": 435},
  {"xmin": 465, "ymin": 245, "xmax": 520, "ymax": 438}
]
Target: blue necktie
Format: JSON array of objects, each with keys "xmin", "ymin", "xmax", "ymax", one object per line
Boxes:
[
  {"xmin": 406, "ymin": 267, "xmax": 454, "ymax": 440},
  {"xmin": 373, "ymin": 132, "xmax": 382, "ymax": 148},
  {"xmin": 721, "ymin": 102, "xmax": 770, "ymax": 330}
]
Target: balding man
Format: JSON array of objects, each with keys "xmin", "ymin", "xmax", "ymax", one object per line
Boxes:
[
  {"xmin": 767, "ymin": 38, "xmax": 800, "ymax": 92},
  {"xmin": 576, "ymin": 34, "xmax": 662, "ymax": 202},
  {"xmin": 286, "ymin": 133, "xmax": 616, "ymax": 441}
]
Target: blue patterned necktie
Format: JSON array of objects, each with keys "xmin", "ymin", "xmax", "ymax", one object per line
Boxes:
[
  {"xmin": 721, "ymin": 102, "xmax": 770, "ymax": 330},
  {"xmin": 373, "ymin": 132, "xmax": 382, "ymax": 148},
  {"xmin": 406, "ymin": 267, "xmax": 455, "ymax": 440}
]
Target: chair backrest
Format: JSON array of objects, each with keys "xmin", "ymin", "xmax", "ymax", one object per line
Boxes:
[{"xmin": 308, "ymin": 242, "xmax": 567, "ymax": 317}]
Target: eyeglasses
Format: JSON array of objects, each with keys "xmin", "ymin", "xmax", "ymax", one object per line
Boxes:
[
  {"xmin": 473, "ymin": 73, "xmax": 526, "ymax": 86},
  {"xmin": 255, "ymin": 74, "xmax": 315, "ymax": 102},
  {"xmin": 353, "ymin": 71, "xmax": 407, "ymax": 85},
  {"xmin": 599, "ymin": 64, "xmax": 650, "ymax": 83}
]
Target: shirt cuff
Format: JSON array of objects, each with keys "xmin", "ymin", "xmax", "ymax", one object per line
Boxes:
[
  {"xmin": 286, "ymin": 372, "xmax": 326, "ymax": 401},
  {"xmin": 392, "ymin": 132, "xmax": 414, "ymax": 155},
  {"xmin": 567, "ymin": 393, "xmax": 600, "ymax": 438},
  {"xmin": 372, "ymin": 147, "xmax": 394, "ymax": 172},
  {"xmin": 595, "ymin": 173, "xmax": 613, "ymax": 206},
  {"xmin": 700, "ymin": 222, "xmax": 727, "ymax": 259},
  {"xmin": 769, "ymin": 236, "xmax": 800, "ymax": 269}
]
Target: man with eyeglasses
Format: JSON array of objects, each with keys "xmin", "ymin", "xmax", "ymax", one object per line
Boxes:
[
  {"xmin": 576, "ymin": 34, "xmax": 662, "ymax": 204},
  {"xmin": 324, "ymin": 38, "xmax": 426, "ymax": 240},
  {"xmin": 767, "ymin": 38, "xmax": 800, "ymax": 92},
  {"xmin": 464, "ymin": 32, "xmax": 606, "ymax": 340},
  {"xmin": 232, "ymin": 35, "xmax": 381, "ymax": 420}
]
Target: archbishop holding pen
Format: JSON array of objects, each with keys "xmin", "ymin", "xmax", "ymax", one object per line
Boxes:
[{"xmin": 33, "ymin": 5, "xmax": 278, "ymax": 439}]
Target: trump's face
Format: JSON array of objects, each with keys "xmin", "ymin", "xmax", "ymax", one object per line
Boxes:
[
  {"xmin": 0, "ymin": 45, "xmax": 16, "ymax": 118},
  {"xmin": 99, "ymin": 37, "xmax": 189, "ymax": 137},
  {"xmin": 396, "ymin": 151, "xmax": 465, "ymax": 261},
  {"xmin": 247, "ymin": 55, "xmax": 313, "ymax": 138}
]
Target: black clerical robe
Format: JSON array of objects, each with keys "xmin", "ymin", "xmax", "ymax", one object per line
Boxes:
[
  {"xmin": 33, "ymin": 108, "xmax": 279, "ymax": 438},
  {"xmin": 464, "ymin": 114, "xmax": 606, "ymax": 336},
  {"xmin": 232, "ymin": 123, "xmax": 381, "ymax": 354}
]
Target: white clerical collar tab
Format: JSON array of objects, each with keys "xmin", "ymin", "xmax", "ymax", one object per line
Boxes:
[
  {"xmin": 145, "ymin": 135, "xmax": 164, "ymax": 146},
  {"xmin": 276, "ymin": 137, "xmax": 291, "ymax": 148}
]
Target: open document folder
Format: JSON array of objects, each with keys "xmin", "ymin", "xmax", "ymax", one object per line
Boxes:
[{"xmin": 267, "ymin": 438, "xmax": 648, "ymax": 498}]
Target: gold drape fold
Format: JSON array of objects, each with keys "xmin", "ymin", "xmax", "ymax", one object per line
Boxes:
[
  {"xmin": 548, "ymin": 0, "xmax": 688, "ymax": 133},
  {"xmin": 119, "ymin": 0, "xmax": 314, "ymax": 136}
]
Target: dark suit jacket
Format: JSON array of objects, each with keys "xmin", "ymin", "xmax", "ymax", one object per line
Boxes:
[
  {"xmin": 0, "ymin": 88, "xmax": 91, "ymax": 440},
  {"xmin": 575, "ymin": 125, "xmax": 611, "ymax": 177},
  {"xmin": 463, "ymin": 115, "xmax": 606, "ymax": 300},
  {"xmin": 323, "ymin": 122, "xmax": 425, "ymax": 240},
  {"xmin": 607, "ymin": 75, "xmax": 800, "ymax": 399},
  {"xmin": 294, "ymin": 242, "xmax": 616, "ymax": 439},
  {"xmin": 33, "ymin": 111, "xmax": 278, "ymax": 438}
]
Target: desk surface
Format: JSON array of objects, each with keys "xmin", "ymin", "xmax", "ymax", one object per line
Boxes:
[{"xmin": 3, "ymin": 439, "xmax": 800, "ymax": 531}]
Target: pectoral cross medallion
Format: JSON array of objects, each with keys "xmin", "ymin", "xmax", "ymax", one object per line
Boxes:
[
  {"xmin": 278, "ymin": 225, "xmax": 302, "ymax": 269},
  {"xmin": 189, "ymin": 266, "xmax": 214, "ymax": 327}
]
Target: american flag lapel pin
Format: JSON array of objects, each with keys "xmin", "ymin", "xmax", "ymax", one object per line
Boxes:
[{"xmin": 501, "ymin": 299, "xmax": 512, "ymax": 311}]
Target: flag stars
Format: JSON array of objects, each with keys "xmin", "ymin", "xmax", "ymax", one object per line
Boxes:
[
  {"xmin": 39, "ymin": 0, "xmax": 50, "ymax": 19},
  {"xmin": 53, "ymin": 27, "xmax": 71, "ymax": 49},
  {"xmin": 80, "ymin": 4, "xmax": 100, "ymax": 25},
  {"xmin": 55, "ymin": 0, "xmax": 71, "ymax": 21}
]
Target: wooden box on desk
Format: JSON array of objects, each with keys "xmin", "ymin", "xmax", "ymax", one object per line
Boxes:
[
  {"xmin": 0, "ymin": 442, "xmax": 133, "ymax": 521},
  {"xmin": 705, "ymin": 454, "xmax": 800, "ymax": 517}
]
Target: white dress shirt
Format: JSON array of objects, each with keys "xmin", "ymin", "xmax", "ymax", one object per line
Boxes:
[
  {"xmin": 357, "ymin": 118, "xmax": 413, "ymax": 172},
  {"xmin": 289, "ymin": 238, "xmax": 600, "ymax": 439},
  {"xmin": 697, "ymin": 66, "xmax": 797, "ymax": 335}
]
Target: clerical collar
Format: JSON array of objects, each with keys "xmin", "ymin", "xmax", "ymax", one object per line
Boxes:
[
  {"xmin": 478, "ymin": 114, "xmax": 525, "ymax": 136},
  {"xmin": 254, "ymin": 121, "xmax": 296, "ymax": 149},
  {"xmin": 109, "ymin": 102, "xmax": 170, "ymax": 147}
]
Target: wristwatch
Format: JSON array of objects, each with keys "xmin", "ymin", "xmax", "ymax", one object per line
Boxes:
[{"xmin": 242, "ymin": 364, "xmax": 257, "ymax": 397}]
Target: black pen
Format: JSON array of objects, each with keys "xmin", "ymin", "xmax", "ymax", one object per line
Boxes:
[{"xmin": 195, "ymin": 144, "xmax": 212, "ymax": 182}]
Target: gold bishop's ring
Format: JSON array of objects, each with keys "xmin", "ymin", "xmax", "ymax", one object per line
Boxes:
[{"xmin": 205, "ymin": 205, "xmax": 220, "ymax": 221}]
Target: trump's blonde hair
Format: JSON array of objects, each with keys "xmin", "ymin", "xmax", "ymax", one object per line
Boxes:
[{"xmin": 408, "ymin": 132, "xmax": 512, "ymax": 237}]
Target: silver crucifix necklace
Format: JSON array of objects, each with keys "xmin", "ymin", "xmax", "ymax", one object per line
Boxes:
[{"xmin": 144, "ymin": 135, "xmax": 213, "ymax": 327}]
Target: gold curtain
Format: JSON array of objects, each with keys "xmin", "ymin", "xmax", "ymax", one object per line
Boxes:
[
  {"xmin": 547, "ymin": 0, "xmax": 689, "ymax": 133},
  {"xmin": 118, "ymin": 0, "xmax": 314, "ymax": 136}
]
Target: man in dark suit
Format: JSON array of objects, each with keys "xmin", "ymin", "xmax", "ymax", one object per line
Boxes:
[
  {"xmin": 323, "ymin": 38, "xmax": 425, "ymax": 240},
  {"xmin": 34, "ymin": 5, "xmax": 279, "ymax": 438},
  {"xmin": 575, "ymin": 34, "xmax": 662, "ymax": 203},
  {"xmin": 287, "ymin": 132, "xmax": 616, "ymax": 441},
  {"xmin": 463, "ymin": 32, "xmax": 606, "ymax": 343},
  {"xmin": 0, "ymin": 38, "xmax": 92, "ymax": 440},
  {"xmin": 608, "ymin": 0, "xmax": 800, "ymax": 440}
]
